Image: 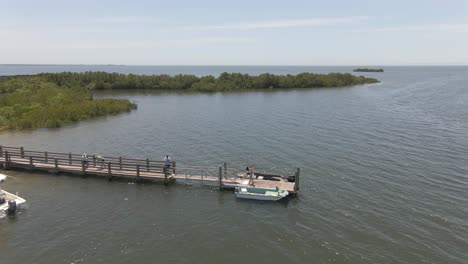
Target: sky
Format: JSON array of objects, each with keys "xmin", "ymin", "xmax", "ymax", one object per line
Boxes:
[{"xmin": 1, "ymin": 0, "xmax": 468, "ymax": 65}]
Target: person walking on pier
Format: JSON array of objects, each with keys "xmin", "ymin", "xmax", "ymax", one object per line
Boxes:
[
  {"xmin": 164, "ymin": 155, "xmax": 172, "ymax": 168},
  {"xmin": 81, "ymin": 153, "xmax": 89, "ymax": 168}
]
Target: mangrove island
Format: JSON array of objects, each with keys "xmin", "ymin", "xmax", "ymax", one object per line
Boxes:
[
  {"xmin": 0, "ymin": 75, "xmax": 137, "ymax": 130},
  {"xmin": 353, "ymin": 68, "xmax": 384, "ymax": 72},
  {"xmin": 0, "ymin": 71, "xmax": 379, "ymax": 130}
]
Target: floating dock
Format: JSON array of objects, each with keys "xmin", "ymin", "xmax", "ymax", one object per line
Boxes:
[{"xmin": 0, "ymin": 146, "xmax": 299, "ymax": 195}]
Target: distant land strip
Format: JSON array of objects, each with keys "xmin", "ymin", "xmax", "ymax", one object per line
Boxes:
[
  {"xmin": 37, "ymin": 71, "xmax": 379, "ymax": 92},
  {"xmin": 353, "ymin": 68, "xmax": 384, "ymax": 72}
]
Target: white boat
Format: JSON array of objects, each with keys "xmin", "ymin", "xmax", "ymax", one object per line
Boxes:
[
  {"xmin": 235, "ymin": 187, "xmax": 289, "ymax": 201},
  {"xmin": 0, "ymin": 173, "xmax": 27, "ymax": 217}
]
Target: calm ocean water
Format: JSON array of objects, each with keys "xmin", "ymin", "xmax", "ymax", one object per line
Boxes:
[{"xmin": 0, "ymin": 65, "xmax": 467, "ymax": 264}]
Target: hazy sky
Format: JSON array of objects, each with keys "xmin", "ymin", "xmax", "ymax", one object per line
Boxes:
[{"xmin": 1, "ymin": 0, "xmax": 467, "ymax": 65}]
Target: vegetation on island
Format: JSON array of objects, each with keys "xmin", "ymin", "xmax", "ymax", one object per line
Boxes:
[
  {"xmin": 0, "ymin": 76, "xmax": 136, "ymax": 130},
  {"xmin": 39, "ymin": 71, "xmax": 379, "ymax": 92},
  {"xmin": 0, "ymin": 71, "xmax": 378, "ymax": 130},
  {"xmin": 353, "ymin": 68, "xmax": 384, "ymax": 72}
]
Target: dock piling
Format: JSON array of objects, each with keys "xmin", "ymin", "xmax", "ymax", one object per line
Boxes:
[
  {"xmin": 294, "ymin": 168, "xmax": 300, "ymax": 191},
  {"xmin": 4, "ymin": 151, "xmax": 8, "ymax": 169},
  {"xmin": 219, "ymin": 166, "xmax": 223, "ymax": 190},
  {"xmin": 107, "ymin": 162, "xmax": 112, "ymax": 180},
  {"xmin": 173, "ymin": 160, "xmax": 176, "ymax": 174},
  {"xmin": 29, "ymin": 156, "xmax": 33, "ymax": 167},
  {"xmin": 163, "ymin": 167, "xmax": 168, "ymax": 186},
  {"xmin": 69, "ymin": 153, "xmax": 72, "ymax": 165},
  {"xmin": 82, "ymin": 161, "xmax": 86, "ymax": 175},
  {"xmin": 119, "ymin": 157, "xmax": 122, "ymax": 169},
  {"xmin": 146, "ymin": 158, "xmax": 149, "ymax": 172},
  {"xmin": 0, "ymin": 146, "xmax": 2, "ymax": 157},
  {"xmin": 20, "ymin": 147, "xmax": 24, "ymax": 158},
  {"xmin": 93, "ymin": 155, "xmax": 96, "ymax": 167},
  {"xmin": 136, "ymin": 164, "xmax": 140, "ymax": 182},
  {"xmin": 45, "ymin": 152, "xmax": 48, "ymax": 163},
  {"xmin": 54, "ymin": 158, "xmax": 58, "ymax": 169}
]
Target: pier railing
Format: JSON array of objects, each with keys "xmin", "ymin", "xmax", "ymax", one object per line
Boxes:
[
  {"xmin": 0, "ymin": 145, "xmax": 174, "ymax": 179},
  {"xmin": 175, "ymin": 165, "xmax": 240, "ymax": 183}
]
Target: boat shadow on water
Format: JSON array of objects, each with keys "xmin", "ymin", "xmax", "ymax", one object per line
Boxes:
[
  {"xmin": 234, "ymin": 195, "xmax": 294, "ymax": 207},
  {"xmin": 0, "ymin": 211, "xmax": 24, "ymax": 221}
]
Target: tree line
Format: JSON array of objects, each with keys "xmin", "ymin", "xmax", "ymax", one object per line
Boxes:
[
  {"xmin": 39, "ymin": 71, "xmax": 379, "ymax": 92},
  {"xmin": 0, "ymin": 71, "xmax": 379, "ymax": 130},
  {"xmin": 353, "ymin": 68, "xmax": 384, "ymax": 72},
  {"xmin": 0, "ymin": 76, "xmax": 136, "ymax": 130}
]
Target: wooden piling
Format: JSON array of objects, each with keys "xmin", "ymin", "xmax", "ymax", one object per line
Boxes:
[
  {"xmin": 0, "ymin": 146, "xmax": 3, "ymax": 157},
  {"xmin": 54, "ymin": 158, "xmax": 58, "ymax": 169},
  {"xmin": 82, "ymin": 161, "xmax": 86, "ymax": 175},
  {"xmin": 4, "ymin": 151, "xmax": 8, "ymax": 169},
  {"xmin": 136, "ymin": 164, "xmax": 140, "ymax": 182},
  {"xmin": 146, "ymin": 158, "xmax": 150, "ymax": 172},
  {"xmin": 69, "ymin": 153, "xmax": 72, "ymax": 165},
  {"xmin": 172, "ymin": 160, "xmax": 176, "ymax": 174},
  {"xmin": 163, "ymin": 167, "xmax": 168, "ymax": 186},
  {"xmin": 219, "ymin": 166, "xmax": 223, "ymax": 190},
  {"xmin": 107, "ymin": 162, "xmax": 112, "ymax": 180},
  {"xmin": 294, "ymin": 168, "xmax": 300, "ymax": 191},
  {"xmin": 29, "ymin": 156, "xmax": 33, "ymax": 167},
  {"xmin": 119, "ymin": 157, "xmax": 122, "ymax": 169},
  {"xmin": 45, "ymin": 152, "xmax": 48, "ymax": 163},
  {"xmin": 93, "ymin": 155, "xmax": 96, "ymax": 167},
  {"xmin": 20, "ymin": 147, "xmax": 24, "ymax": 158}
]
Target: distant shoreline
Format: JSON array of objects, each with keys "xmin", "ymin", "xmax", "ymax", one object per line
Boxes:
[
  {"xmin": 0, "ymin": 71, "xmax": 378, "ymax": 130},
  {"xmin": 353, "ymin": 68, "xmax": 384, "ymax": 72},
  {"xmin": 31, "ymin": 71, "xmax": 380, "ymax": 92},
  {"xmin": 1, "ymin": 64, "xmax": 467, "ymax": 67}
]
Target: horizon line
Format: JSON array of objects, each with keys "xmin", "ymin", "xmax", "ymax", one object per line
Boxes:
[{"xmin": 1, "ymin": 64, "xmax": 467, "ymax": 67}]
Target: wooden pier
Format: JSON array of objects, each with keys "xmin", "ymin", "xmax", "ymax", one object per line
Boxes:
[{"xmin": 0, "ymin": 146, "xmax": 299, "ymax": 195}]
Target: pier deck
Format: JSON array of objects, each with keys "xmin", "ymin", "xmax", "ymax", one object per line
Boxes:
[{"xmin": 0, "ymin": 146, "xmax": 299, "ymax": 194}]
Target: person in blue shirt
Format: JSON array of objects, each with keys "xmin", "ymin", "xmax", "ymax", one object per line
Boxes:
[{"xmin": 164, "ymin": 155, "xmax": 172, "ymax": 168}]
